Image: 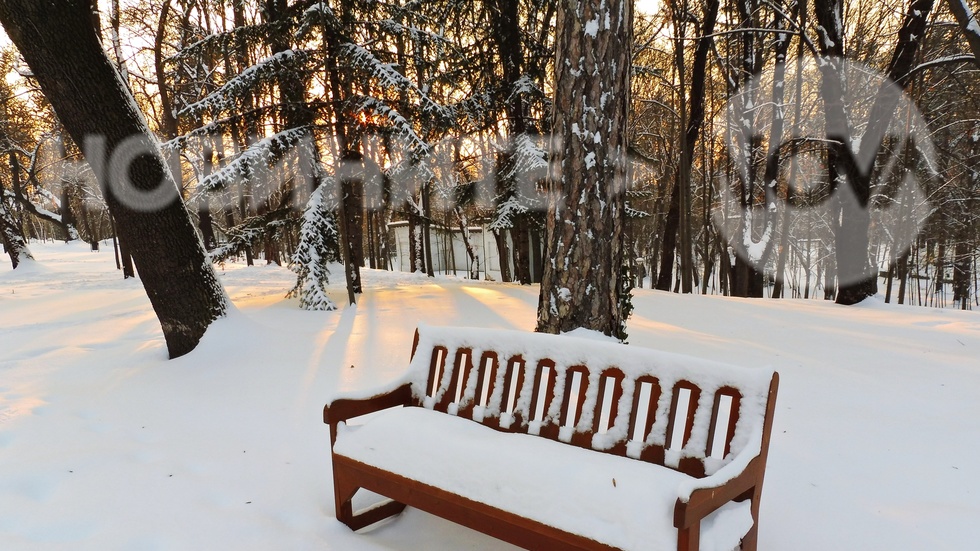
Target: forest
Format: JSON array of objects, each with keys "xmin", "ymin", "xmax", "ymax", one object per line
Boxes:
[
  {"xmin": 1, "ymin": 2, "xmax": 979, "ymax": 548},
  {"xmin": 0, "ymin": 0, "xmax": 977, "ymax": 320}
]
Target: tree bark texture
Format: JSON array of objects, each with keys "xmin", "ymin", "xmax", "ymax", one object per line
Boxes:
[{"xmin": 537, "ymin": 0, "xmax": 631, "ymax": 338}]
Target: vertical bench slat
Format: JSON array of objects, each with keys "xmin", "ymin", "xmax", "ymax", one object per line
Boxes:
[
  {"xmin": 529, "ymin": 359, "xmax": 557, "ymax": 437},
  {"xmin": 499, "ymin": 355, "xmax": 526, "ymax": 430},
  {"xmin": 633, "ymin": 375, "xmax": 667, "ymax": 466},
  {"xmin": 588, "ymin": 368, "xmax": 626, "ymax": 453},
  {"xmin": 468, "ymin": 351, "xmax": 499, "ymax": 423},
  {"xmin": 629, "ymin": 375, "xmax": 662, "ymax": 444},
  {"xmin": 593, "ymin": 368, "xmax": 625, "ymax": 436},
  {"xmin": 556, "ymin": 365, "xmax": 590, "ymax": 444},
  {"xmin": 437, "ymin": 348, "xmax": 474, "ymax": 414},
  {"xmin": 426, "ymin": 346, "xmax": 449, "ymax": 402},
  {"xmin": 666, "ymin": 380, "xmax": 707, "ymax": 478},
  {"xmin": 706, "ymin": 387, "xmax": 742, "ymax": 460},
  {"xmin": 560, "ymin": 366, "xmax": 590, "ymax": 427},
  {"xmin": 665, "ymin": 380, "xmax": 701, "ymax": 451}
]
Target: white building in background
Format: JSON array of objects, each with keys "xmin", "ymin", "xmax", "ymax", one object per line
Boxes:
[{"xmin": 387, "ymin": 221, "xmax": 544, "ymax": 282}]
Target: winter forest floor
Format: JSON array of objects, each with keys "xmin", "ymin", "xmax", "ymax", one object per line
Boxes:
[{"xmin": 1, "ymin": 241, "xmax": 979, "ymax": 550}]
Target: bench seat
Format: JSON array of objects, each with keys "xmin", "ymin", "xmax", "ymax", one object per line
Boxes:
[{"xmin": 335, "ymin": 405, "xmax": 754, "ymax": 551}]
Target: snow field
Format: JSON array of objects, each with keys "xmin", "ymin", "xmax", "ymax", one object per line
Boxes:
[{"xmin": 1, "ymin": 241, "xmax": 979, "ymax": 550}]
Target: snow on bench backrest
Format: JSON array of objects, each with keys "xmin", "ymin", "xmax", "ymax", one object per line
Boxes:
[{"xmin": 407, "ymin": 325, "xmax": 776, "ymax": 479}]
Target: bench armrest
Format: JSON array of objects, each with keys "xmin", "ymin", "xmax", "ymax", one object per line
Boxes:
[
  {"xmin": 324, "ymin": 383, "xmax": 414, "ymax": 445},
  {"xmin": 673, "ymin": 455, "xmax": 764, "ymax": 529},
  {"xmin": 675, "ymin": 371, "xmax": 778, "ymax": 529}
]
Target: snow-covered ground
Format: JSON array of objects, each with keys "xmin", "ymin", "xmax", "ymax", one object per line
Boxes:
[{"xmin": 1, "ymin": 241, "xmax": 978, "ymax": 550}]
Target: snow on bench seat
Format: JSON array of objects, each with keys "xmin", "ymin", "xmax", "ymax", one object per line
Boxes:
[{"xmin": 335, "ymin": 405, "xmax": 754, "ymax": 551}]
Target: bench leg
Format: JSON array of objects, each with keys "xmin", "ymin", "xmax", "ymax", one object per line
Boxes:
[
  {"xmin": 334, "ymin": 465, "xmax": 407, "ymax": 531},
  {"xmin": 737, "ymin": 486, "xmax": 762, "ymax": 551},
  {"xmin": 677, "ymin": 520, "xmax": 700, "ymax": 551}
]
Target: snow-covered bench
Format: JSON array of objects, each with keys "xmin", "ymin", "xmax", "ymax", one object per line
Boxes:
[{"xmin": 323, "ymin": 325, "xmax": 779, "ymax": 551}]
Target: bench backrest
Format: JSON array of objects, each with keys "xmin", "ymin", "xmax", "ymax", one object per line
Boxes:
[{"xmin": 407, "ymin": 325, "xmax": 778, "ymax": 479}]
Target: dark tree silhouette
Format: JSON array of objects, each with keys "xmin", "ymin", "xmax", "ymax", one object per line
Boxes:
[{"xmin": 0, "ymin": 0, "xmax": 227, "ymax": 358}]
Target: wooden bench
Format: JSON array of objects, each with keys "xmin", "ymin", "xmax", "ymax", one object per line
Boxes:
[{"xmin": 324, "ymin": 325, "xmax": 779, "ymax": 551}]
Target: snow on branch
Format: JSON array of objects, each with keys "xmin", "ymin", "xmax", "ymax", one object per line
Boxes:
[
  {"xmin": 3, "ymin": 181, "xmax": 71, "ymax": 233},
  {"xmin": 948, "ymin": 0, "xmax": 980, "ymax": 61},
  {"xmin": 449, "ymin": 88, "xmax": 496, "ymax": 131},
  {"xmin": 179, "ymin": 49, "xmax": 312, "ymax": 118},
  {"xmin": 356, "ymin": 96, "xmax": 430, "ymax": 156},
  {"xmin": 340, "ymin": 43, "xmax": 453, "ymax": 125},
  {"xmin": 166, "ymin": 22, "xmax": 281, "ymax": 65},
  {"xmin": 287, "ymin": 181, "xmax": 339, "ymax": 311},
  {"xmin": 295, "ymin": 1, "xmax": 341, "ymax": 40},
  {"xmin": 196, "ymin": 127, "xmax": 310, "ymax": 195},
  {"xmin": 901, "ymin": 54, "xmax": 977, "ymax": 81}
]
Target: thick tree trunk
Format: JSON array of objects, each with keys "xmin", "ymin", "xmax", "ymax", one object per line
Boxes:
[
  {"xmin": 815, "ymin": 0, "xmax": 934, "ymax": 305},
  {"xmin": 0, "ymin": 0, "xmax": 227, "ymax": 358},
  {"xmin": 536, "ymin": 0, "xmax": 631, "ymax": 338}
]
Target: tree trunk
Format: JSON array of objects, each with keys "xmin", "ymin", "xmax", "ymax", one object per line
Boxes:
[
  {"xmin": 197, "ymin": 140, "xmax": 218, "ymax": 251},
  {"xmin": 511, "ymin": 217, "xmax": 532, "ymax": 284},
  {"xmin": 536, "ymin": 0, "xmax": 631, "ymax": 338},
  {"xmin": 419, "ymin": 183, "xmax": 434, "ymax": 277},
  {"xmin": 494, "ymin": 229, "xmax": 512, "ymax": 281},
  {"xmin": 455, "ymin": 208, "xmax": 480, "ymax": 279},
  {"xmin": 948, "ymin": 0, "xmax": 980, "ymax": 65},
  {"xmin": 814, "ymin": 0, "xmax": 935, "ymax": 305},
  {"xmin": 154, "ymin": 0, "xmax": 179, "ymax": 140},
  {"xmin": 1, "ymin": 148, "xmax": 33, "ymax": 268},
  {"xmin": 656, "ymin": 178, "xmax": 680, "ymax": 291},
  {"xmin": 322, "ymin": 0, "xmax": 364, "ymax": 289},
  {"xmin": 489, "ymin": 0, "xmax": 534, "ymax": 286},
  {"xmin": 58, "ymin": 138, "xmax": 77, "ymax": 241},
  {"xmin": 952, "ymin": 240, "xmax": 970, "ymax": 309},
  {"xmin": 0, "ymin": 0, "xmax": 227, "ymax": 358},
  {"xmin": 0, "ymin": 195, "xmax": 32, "ymax": 269},
  {"xmin": 773, "ymin": 0, "xmax": 807, "ymax": 299},
  {"xmin": 657, "ymin": 0, "xmax": 719, "ymax": 293}
]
